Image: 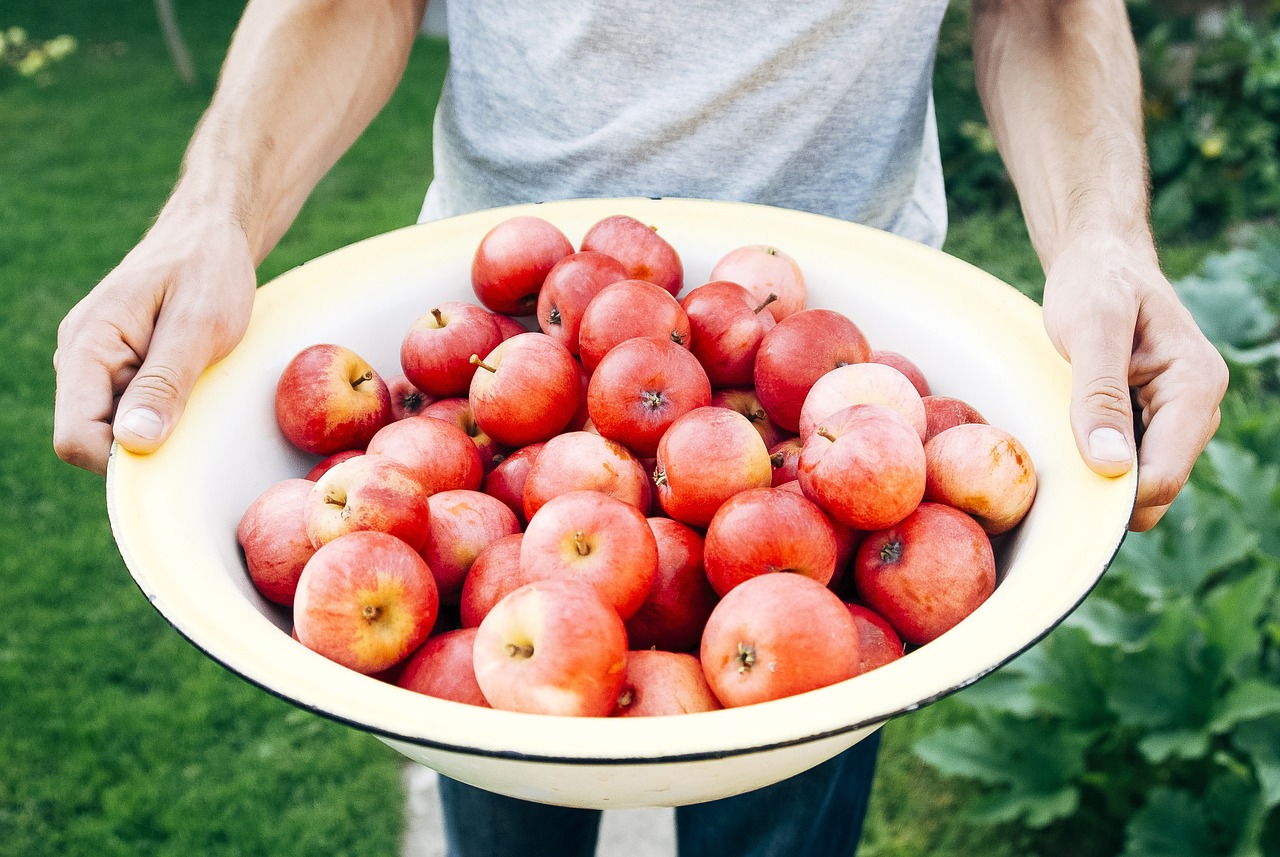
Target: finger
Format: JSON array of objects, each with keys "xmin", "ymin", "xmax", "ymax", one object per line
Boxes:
[
  {"xmin": 112, "ymin": 317, "xmax": 218, "ymax": 455},
  {"xmin": 53, "ymin": 342, "xmax": 128, "ymax": 476},
  {"xmin": 1129, "ymin": 501, "xmax": 1172, "ymax": 532},
  {"xmin": 1062, "ymin": 300, "xmax": 1139, "ymax": 479},
  {"xmin": 1131, "ymin": 394, "xmax": 1222, "ymax": 515}
]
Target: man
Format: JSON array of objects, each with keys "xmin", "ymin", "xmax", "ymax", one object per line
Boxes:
[{"xmin": 52, "ymin": 1, "xmax": 1227, "ymax": 854}]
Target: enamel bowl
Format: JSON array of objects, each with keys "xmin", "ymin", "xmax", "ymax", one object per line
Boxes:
[{"xmin": 107, "ymin": 198, "xmax": 1134, "ymax": 809}]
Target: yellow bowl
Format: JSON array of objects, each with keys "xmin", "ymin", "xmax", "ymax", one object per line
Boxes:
[{"xmin": 107, "ymin": 198, "xmax": 1134, "ymax": 809}]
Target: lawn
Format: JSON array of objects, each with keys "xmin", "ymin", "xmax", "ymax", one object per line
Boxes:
[{"xmin": 0, "ymin": 4, "xmax": 1218, "ymax": 856}]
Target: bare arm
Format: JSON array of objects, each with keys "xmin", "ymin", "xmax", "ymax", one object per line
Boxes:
[
  {"xmin": 53, "ymin": 0, "xmax": 428, "ymax": 475},
  {"xmin": 971, "ymin": 0, "xmax": 1228, "ymax": 531}
]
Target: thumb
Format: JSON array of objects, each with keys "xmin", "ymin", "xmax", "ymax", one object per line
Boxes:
[
  {"xmin": 112, "ymin": 323, "xmax": 214, "ymax": 455},
  {"xmin": 1066, "ymin": 326, "xmax": 1137, "ymax": 479}
]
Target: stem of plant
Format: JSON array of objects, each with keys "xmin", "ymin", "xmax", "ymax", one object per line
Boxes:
[
  {"xmin": 470, "ymin": 354, "xmax": 497, "ymax": 373},
  {"xmin": 754, "ymin": 293, "xmax": 779, "ymax": 314}
]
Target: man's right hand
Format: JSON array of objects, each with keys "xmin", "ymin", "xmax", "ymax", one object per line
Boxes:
[{"xmin": 53, "ymin": 214, "xmax": 257, "ymax": 475}]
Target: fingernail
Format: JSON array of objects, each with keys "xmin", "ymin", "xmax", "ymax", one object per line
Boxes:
[
  {"xmin": 118, "ymin": 407, "xmax": 164, "ymax": 441},
  {"xmin": 1089, "ymin": 427, "xmax": 1130, "ymax": 463}
]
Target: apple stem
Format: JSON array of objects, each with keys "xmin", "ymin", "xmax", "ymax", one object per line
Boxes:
[
  {"xmin": 362, "ymin": 604, "xmax": 382, "ymax": 622},
  {"xmin": 431, "ymin": 307, "xmax": 444, "ymax": 326},
  {"xmin": 574, "ymin": 530, "xmax": 591, "ymax": 557},
  {"xmin": 766, "ymin": 247, "xmax": 779, "ymax": 256},
  {"xmin": 879, "ymin": 540, "xmax": 903, "ymax": 564},
  {"xmin": 770, "ymin": 452, "xmax": 785, "ymax": 468},
  {"xmin": 351, "ymin": 370, "xmax": 374, "ymax": 390},
  {"xmin": 817, "ymin": 427, "xmax": 837, "ymax": 442},
  {"xmin": 735, "ymin": 642, "xmax": 756, "ymax": 674},
  {"xmin": 470, "ymin": 354, "xmax": 497, "ymax": 373},
  {"xmin": 670, "ymin": 330, "xmax": 686, "ymax": 345},
  {"xmin": 753, "ymin": 293, "xmax": 779, "ymax": 314},
  {"xmin": 505, "ymin": 642, "xmax": 535, "ymax": 660},
  {"xmin": 652, "ymin": 467, "xmax": 667, "ymax": 487},
  {"xmin": 616, "ymin": 688, "xmax": 634, "ymax": 709},
  {"xmin": 548, "ymin": 306, "xmax": 562, "ymax": 326},
  {"xmin": 747, "ymin": 408, "xmax": 765, "ymax": 424}
]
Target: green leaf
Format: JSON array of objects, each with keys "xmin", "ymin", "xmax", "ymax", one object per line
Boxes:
[
  {"xmin": 1025, "ymin": 625, "xmax": 1118, "ymax": 726},
  {"xmin": 1210, "ymin": 681, "xmax": 1280, "ymax": 733},
  {"xmin": 1063, "ymin": 596, "xmax": 1158, "ymax": 650},
  {"xmin": 1109, "ymin": 600, "xmax": 1214, "ymax": 733},
  {"xmin": 1122, "ymin": 787, "xmax": 1216, "ymax": 857},
  {"xmin": 1153, "ymin": 484, "xmax": 1259, "ymax": 596},
  {"xmin": 1138, "ymin": 728, "xmax": 1211, "ymax": 764},
  {"xmin": 1232, "ymin": 716, "xmax": 1280, "ymax": 808},
  {"xmin": 1203, "ymin": 441, "xmax": 1280, "ymax": 561},
  {"xmin": 968, "ymin": 784, "xmax": 1079, "ymax": 829},
  {"xmin": 1200, "ymin": 565, "xmax": 1279, "ymax": 679},
  {"xmin": 1174, "ymin": 272, "xmax": 1276, "ymax": 347},
  {"xmin": 951, "ymin": 665, "xmax": 1041, "ymax": 717},
  {"xmin": 1152, "ymin": 182, "xmax": 1195, "ymax": 234}
]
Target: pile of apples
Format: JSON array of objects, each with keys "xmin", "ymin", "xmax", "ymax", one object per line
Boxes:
[{"xmin": 237, "ymin": 213, "xmax": 1038, "ymax": 719}]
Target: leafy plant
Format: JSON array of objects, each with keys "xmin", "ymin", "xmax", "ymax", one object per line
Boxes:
[
  {"xmin": 913, "ymin": 232, "xmax": 1280, "ymax": 857},
  {"xmin": 1, "ymin": 26, "xmax": 76, "ymax": 82}
]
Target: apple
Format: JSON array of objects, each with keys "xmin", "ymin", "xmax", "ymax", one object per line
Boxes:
[
  {"xmin": 611, "ymin": 650, "xmax": 722, "ymax": 717},
  {"xmin": 710, "ymin": 387, "xmax": 788, "ymax": 450},
  {"xmin": 536, "ymin": 251, "xmax": 629, "ymax": 355},
  {"xmin": 774, "ymin": 479, "xmax": 862, "ymax": 598},
  {"xmin": 580, "ymin": 214, "xmax": 683, "ymax": 297},
  {"xmin": 488, "ymin": 310, "xmax": 530, "ymax": 341},
  {"xmin": 419, "ymin": 397, "xmax": 507, "ymax": 475},
  {"xmin": 654, "ymin": 406, "xmax": 772, "ymax": 528},
  {"xmin": 397, "ymin": 627, "xmax": 490, "ymax": 707},
  {"xmin": 468, "ymin": 332, "xmax": 581, "ymax": 447},
  {"xmin": 421, "ymin": 489, "xmax": 521, "ymax": 604},
  {"xmin": 275, "ymin": 343, "xmax": 393, "ymax": 456},
  {"xmin": 702, "ymin": 487, "xmax": 838, "ymax": 596},
  {"xmin": 519, "ymin": 490, "xmax": 658, "ymax": 620},
  {"xmin": 365, "ymin": 414, "xmax": 485, "ymax": 495},
  {"xmin": 871, "ymin": 349, "xmax": 931, "ymax": 398},
  {"xmin": 521, "ymin": 431, "xmax": 650, "ymax": 520},
  {"xmin": 577, "ymin": 279, "xmax": 692, "ymax": 373},
  {"xmin": 708, "ymin": 244, "xmax": 806, "ymax": 322},
  {"xmin": 304, "ymin": 454, "xmax": 433, "ymax": 551},
  {"xmin": 700, "ymin": 572, "xmax": 860, "ymax": 708},
  {"xmin": 844, "ymin": 603, "xmax": 906, "ymax": 675},
  {"xmin": 586, "ymin": 336, "xmax": 712, "ymax": 458},
  {"xmin": 853, "ymin": 502, "xmax": 996, "ymax": 645},
  {"xmin": 237, "ymin": 478, "xmax": 316, "ymax": 606},
  {"xmin": 294, "ymin": 530, "xmax": 439, "ymax": 674},
  {"xmin": 480, "ymin": 442, "xmax": 544, "ymax": 525},
  {"xmin": 798, "ymin": 361, "xmax": 927, "ymax": 441},
  {"xmin": 400, "ymin": 302, "xmax": 504, "ymax": 399},
  {"xmin": 680, "ymin": 280, "xmax": 777, "ymax": 388},
  {"xmin": 472, "ymin": 578, "xmax": 628, "ymax": 717},
  {"xmin": 923, "ymin": 423, "xmax": 1037, "ymax": 535},
  {"xmin": 459, "ymin": 533, "xmax": 526, "ymax": 628},
  {"xmin": 768, "ymin": 437, "xmax": 804, "ymax": 486},
  {"xmin": 754, "ymin": 309, "xmax": 872, "ymax": 434},
  {"xmin": 305, "ymin": 449, "xmax": 364, "ymax": 482},
  {"xmin": 922, "ymin": 395, "xmax": 988, "ymax": 443},
  {"xmin": 625, "ymin": 518, "xmax": 719, "ymax": 653},
  {"xmin": 798, "ymin": 403, "xmax": 926, "ymax": 531},
  {"xmin": 471, "ymin": 216, "xmax": 574, "ymax": 316},
  {"xmin": 385, "ymin": 373, "xmax": 434, "ymax": 421}
]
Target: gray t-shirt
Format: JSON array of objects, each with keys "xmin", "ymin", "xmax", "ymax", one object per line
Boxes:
[{"xmin": 421, "ymin": 0, "xmax": 950, "ymax": 249}]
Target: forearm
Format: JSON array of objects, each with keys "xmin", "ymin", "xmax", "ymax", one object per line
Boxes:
[
  {"xmin": 971, "ymin": 0, "xmax": 1154, "ymax": 269},
  {"xmin": 164, "ymin": 0, "xmax": 427, "ymax": 263}
]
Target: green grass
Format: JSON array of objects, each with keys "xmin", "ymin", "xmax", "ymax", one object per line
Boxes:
[{"xmin": 0, "ymin": 4, "xmax": 1220, "ymax": 856}]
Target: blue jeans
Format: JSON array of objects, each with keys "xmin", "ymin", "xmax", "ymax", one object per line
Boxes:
[{"xmin": 438, "ymin": 730, "xmax": 881, "ymax": 857}]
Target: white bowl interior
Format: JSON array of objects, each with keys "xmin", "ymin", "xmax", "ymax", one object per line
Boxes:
[{"xmin": 107, "ymin": 197, "xmax": 1134, "ymax": 808}]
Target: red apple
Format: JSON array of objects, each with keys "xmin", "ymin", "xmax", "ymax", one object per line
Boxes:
[
  {"xmin": 580, "ymin": 214, "xmax": 683, "ymax": 297},
  {"xmin": 710, "ymin": 388, "xmax": 788, "ymax": 450},
  {"xmin": 702, "ymin": 487, "xmax": 837, "ymax": 596},
  {"xmin": 471, "ymin": 216, "xmax": 574, "ymax": 316},
  {"xmin": 536, "ymin": 251, "xmax": 629, "ymax": 355},
  {"xmin": 798, "ymin": 361, "xmax": 927, "ymax": 441},
  {"xmin": 768, "ymin": 437, "xmax": 804, "ymax": 487},
  {"xmin": 586, "ymin": 336, "xmax": 712, "ymax": 458},
  {"xmin": 472, "ymin": 578, "xmax": 628, "ymax": 717},
  {"xmin": 365, "ymin": 414, "xmax": 485, "ymax": 496},
  {"xmin": 459, "ymin": 533, "xmax": 526, "ymax": 628},
  {"xmin": 653, "ymin": 406, "xmax": 772, "ymax": 528},
  {"xmin": 577, "ymin": 279, "xmax": 692, "ymax": 373},
  {"xmin": 275, "ymin": 343, "xmax": 393, "ymax": 455},
  {"xmin": 844, "ymin": 603, "xmax": 906, "ymax": 675},
  {"xmin": 871, "ymin": 349, "xmax": 931, "ymax": 398},
  {"xmin": 708, "ymin": 244, "xmax": 806, "ymax": 322},
  {"xmin": 385, "ymin": 373, "xmax": 434, "ymax": 421},
  {"xmin": 294, "ymin": 531, "xmax": 439, "ymax": 674},
  {"xmin": 397, "ymin": 627, "xmax": 490, "ymax": 707},
  {"xmin": 237, "ymin": 478, "xmax": 316, "ymax": 606},
  {"xmin": 700, "ymin": 573, "xmax": 860, "ymax": 708},
  {"xmin": 421, "ymin": 489, "xmax": 521, "ymax": 604},
  {"xmin": 468, "ymin": 332, "xmax": 581, "ymax": 447},
  {"xmin": 419, "ymin": 397, "xmax": 507, "ymax": 475},
  {"xmin": 611, "ymin": 650, "xmax": 722, "ymax": 717},
  {"xmin": 305, "ymin": 454, "xmax": 433, "ymax": 550},
  {"xmin": 923, "ymin": 423, "xmax": 1037, "ymax": 535},
  {"xmin": 680, "ymin": 280, "xmax": 777, "ymax": 388},
  {"xmin": 521, "ymin": 431, "xmax": 650, "ymax": 520},
  {"xmin": 922, "ymin": 395, "xmax": 988, "ymax": 443},
  {"xmin": 481, "ymin": 442, "xmax": 544, "ymax": 525},
  {"xmin": 519, "ymin": 490, "xmax": 658, "ymax": 620},
  {"xmin": 798, "ymin": 403, "xmax": 926, "ymax": 531},
  {"xmin": 754, "ymin": 309, "xmax": 872, "ymax": 434},
  {"xmin": 489, "ymin": 311, "xmax": 530, "ymax": 341},
  {"xmin": 305, "ymin": 449, "xmax": 364, "ymax": 482},
  {"xmin": 775, "ymin": 479, "xmax": 863, "ymax": 598},
  {"xmin": 625, "ymin": 518, "xmax": 719, "ymax": 653},
  {"xmin": 400, "ymin": 302, "xmax": 504, "ymax": 400},
  {"xmin": 853, "ymin": 502, "xmax": 996, "ymax": 645}
]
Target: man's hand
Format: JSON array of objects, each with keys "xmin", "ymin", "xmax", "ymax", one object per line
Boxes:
[
  {"xmin": 1041, "ymin": 232, "xmax": 1227, "ymax": 531},
  {"xmin": 53, "ymin": 216, "xmax": 256, "ymax": 475}
]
